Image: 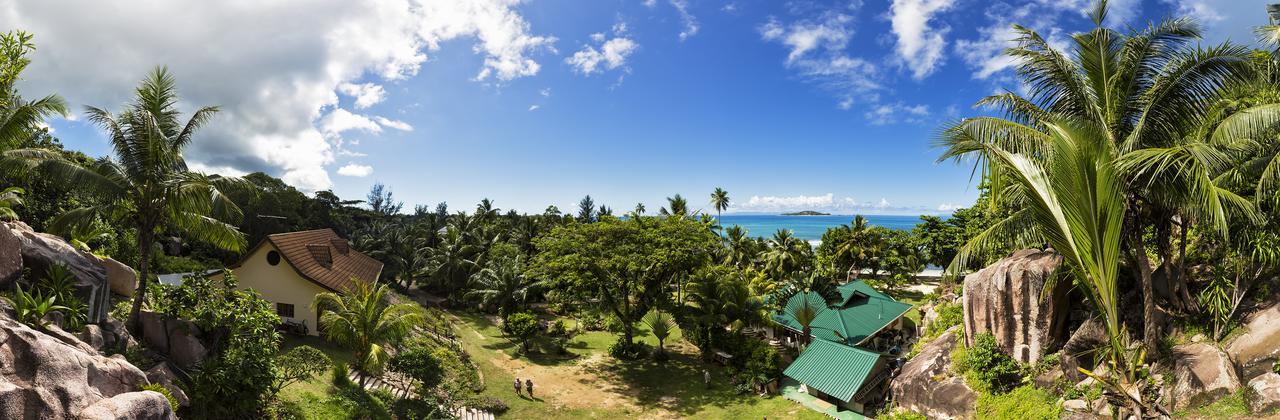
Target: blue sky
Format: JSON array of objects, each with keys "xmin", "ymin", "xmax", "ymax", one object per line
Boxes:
[{"xmin": 7, "ymin": 0, "xmax": 1269, "ymax": 215}]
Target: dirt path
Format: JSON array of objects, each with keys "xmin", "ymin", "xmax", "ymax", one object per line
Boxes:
[{"xmin": 447, "ymin": 313, "xmax": 684, "ymax": 418}]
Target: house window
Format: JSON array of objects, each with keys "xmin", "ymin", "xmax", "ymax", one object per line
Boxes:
[
  {"xmin": 267, "ymin": 250, "xmax": 281, "ymax": 266},
  {"xmin": 276, "ymin": 303, "xmax": 295, "ymax": 318}
]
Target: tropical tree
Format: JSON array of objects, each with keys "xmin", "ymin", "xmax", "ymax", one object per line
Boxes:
[
  {"xmin": 762, "ymin": 229, "xmax": 811, "ymax": 281},
  {"xmin": 710, "ymin": 187, "xmax": 730, "ymax": 225},
  {"xmin": 938, "ymin": 1, "xmax": 1256, "ymax": 349},
  {"xmin": 577, "ymin": 195, "xmax": 596, "ymax": 223},
  {"xmin": 0, "ymin": 186, "xmax": 22, "ymax": 221},
  {"xmin": 660, "ymin": 194, "xmax": 689, "ymax": 217},
  {"xmin": 770, "ymin": 271, "xmax": 840, "ymax": 348},
  {"xmin": 314, "ymin": 281, "xmax": 424, "ymax": 374},
  {"xmin": 0, "ymin": 30, "xmax": 68, "ymax": 149},
  {"xmin": 642, "ymin": 309, "xmax": 675, "ymax": 356},
  {"xmin": 1, "ymin": 67, "xmax": 248, "ymax": 334},
  {"xmin": 422, "ymin": 227, "xmax": 478, "ymax": 296},
  {"xmin": 723, "ymin": 225, "xmax": 757, "ymax": 268},
  {"xmin": 465, "ymin": 256, "xmax": 539, "ymax": 316}
]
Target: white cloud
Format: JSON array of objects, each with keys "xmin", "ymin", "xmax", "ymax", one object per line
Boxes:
[
  {"xmin": 889, "ymin": 0, "xmax": 956, "ymax": 80},
  {"xmin": 937, "ymin": 202, "xmax": 964, "ymax": 212},
  {"xmin": 642, "ymin": 0, "xmax": 657, "ymax": 8},
  {"xmin": 373, "ymin": 116, "xmax": 413, "ymax": 131},
  {"xmin": 760, "ymin": 12, "xmax": 880, "ymax": 108},
  {"xmin": 4, "ymin": 0, "xmax": 554, "ymax": 191},
  {"xmin": 336, "ymin": 82, "xmax": 387, "ymax": 109},
  {"xmin": 528, "ymin": 104, "xmax": 540, "ymax": 111},
  {"xmin": 321, "ymin": 108, "xmax": 383, "ymax": 137},
  {"xmin": 864, "ymin": 102, "xmax": 931, "ymax": 125},
  {"xmin": 670, "ymin": 0, "xmax": 700, "ymax": 41},
  {"xmin": 567, "ymin": 37, "xmax": 638, "ymax": 75},
  {"xmin": 337, "ymin": 163, "xmax": 374, "ymax": 177},
  {"xmin": 736, "ymin": 193, "xmax": 915, "ymax": 214},
  {"xmin": 539, "ymin": 87, "xmax": 552, "ymax": 97}
]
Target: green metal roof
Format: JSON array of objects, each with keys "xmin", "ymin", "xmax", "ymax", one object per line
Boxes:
[
  {"xmin": 783, "ymin": 339, "xmax": 882, "ymax": 403},
  {"xmin": 772, "ymin": 280, "xmax": 912, "ymax": 346}
]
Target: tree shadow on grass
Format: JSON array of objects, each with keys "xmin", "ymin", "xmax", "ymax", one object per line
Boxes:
[{"xmin": 578, "ymin": 349, "xmax": 767, "ymax": 416}]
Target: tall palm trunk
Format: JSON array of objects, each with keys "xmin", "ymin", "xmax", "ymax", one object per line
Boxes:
[
  {"xmin": 1125, "ymin": 200, "xmax": 1159, "ymax": 350},
  {"xmin": 128, "ymin": 227, "xmax": 155, "ymax": 334}
]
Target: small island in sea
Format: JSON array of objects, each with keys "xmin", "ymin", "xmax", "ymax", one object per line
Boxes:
[{"xmin": 781, "ymin": 210, "xmax": 830, "ymax": 216}]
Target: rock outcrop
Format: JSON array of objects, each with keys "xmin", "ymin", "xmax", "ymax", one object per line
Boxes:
[
  {"xmin": 138, "ymin": 311, "xmax": 207, "ymax": 368},
  {"xmin": 0, "ymin": 221, "xmax": 110, "ymax": 323},
  {"xmin": 1060, "ymin": 318, "xmax": 1108, "ymax": 382},
  {"xmin": 78, "ymin": 391, "xmax": 176, "ymax": 420},
  {"xmin": 145, "ymin": 364, "xmax": 189, "ymax": 408},
  {"xmin": 891, "ymin": 327, "xmax": 977, "ymax": 419},
  {"xmin": 1170, "ymin": 343, "xmax": 1241, "ymax": 410},
  {"xmin": 1249, "ymin": 373, "xmax": 1280, "ymax": 414},
  {"xmin": 100, "ymin": 257, "xmax": 138, "ymax": 297},
  {"xmin": 1226, "ymin": 301, "xmax": 1280, "ymax": 381},
  {"xmin": 0, "ymin": 310, "xmax": 174, "ymax": 419},
  {"xmin": 962, "ymin": 249, "xmax": 1069, "ymax": 363}
]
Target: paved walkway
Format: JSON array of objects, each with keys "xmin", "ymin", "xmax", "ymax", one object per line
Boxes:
[{"xmin": 778, "ymin": 378, "xmax": 866, "ymax": 420}]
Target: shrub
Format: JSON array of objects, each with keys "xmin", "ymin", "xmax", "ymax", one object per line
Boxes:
[
  {"xmin": 331, "ymin": 362, "xmax": 352, "ymax": 388},
  {"xmin": 141, "ymin": 383, "xmax": 179, "ymax": 412},
  {"xmin": 1274, "ymin": 359, "xmax": 1279, "ymax": 374},
  {"xmin": 877, "ymin": 408, "xmax": 927, "ymax": 420},
  {"xmin": 953, "ymin": 333, "xmax": 1022, "ymax": 394},
  {"xmin": 269, "ymin": 345, "xmax": 332, "ymax": 400},
  {"xmin": 925, "ymin": 303, "xmax": 963, "ymax": 338},
  {"xmin": 603, "ymin": 314, "xmax": 625, "ymax": 333},
  {"xmin": 390, "ymin": 346, "xmax": 444, "ymax": 390},
  {"xmin": 469, "ymin": 396, "xmax": 509, "ymax": 414},
  {"xmin": 503, "ymin": 312, "xmax": 540, "ymax": 354},
  {"xmin": 976, "ymin": 385, "xmax": 1061, "ymax": 420},
  {"xmin": 578, "ymin": 312, "xmax": 604, "ymax": 331},
  {"xmin": 7, "ymin": 284, "xmax": 68, "ymax": 330},
  {"xmin": 743, "ymin": 339, "xmax": 781, "ymax": 383},
  {"xmin": 608, "ymin": 338, "xmax": 650, "ymax": 360}
]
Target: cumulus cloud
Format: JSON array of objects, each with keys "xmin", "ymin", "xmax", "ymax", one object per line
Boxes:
[
  {"xmin": 736, "ymin": 193, "xmax": 914, "ymax": 214},
  {"xmin": 567, "ymin": 23, "xmax": 638, "ymax": 75},
  {"xmin": 864, "ymin": 102, "xmax": 930, "ymax": 125},
  {"xmin": 889, "ymin": 0, "xmax": 955, "ymax": 80},
  {"xmin": 528, "ymin": 105, "xmax": 540, "ymax": 111},
  {"xmin": 337, "ymin": 82, "xmax": 387, "ymax": 109},
  {"xmin": 337, "ymin": 163, "xmax": 374, "ymax": 177},
  {"xmin": 373, "ymin": 116, "xmax": 413, "ymax": 131},
  {"xmin": 539, "ymin": 87, "xmax": 552, "ymax": 97},
  {"xmin": 760, "ymin": 12, "xmax": 880, "ymax": 108},
  {"xmin": 4, "ymin": 0, "xmax": 554, "ymax": 191}
]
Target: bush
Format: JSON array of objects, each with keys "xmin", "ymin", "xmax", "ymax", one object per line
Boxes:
[
  {"xmin": 877, "ymin": 408, "xmax": 927, "ymax": 420},
  {"xmin": 332, "ymin": 362, "xmax": 352, "ymax": 388},
  {"xmin": 953, "ymin": 333, "xmax": 1022, "ymax": 394},
  {"xmin": 602, "ymin": 314, "xmax": 625, "ymax": 333},
  {"xmin": 578, "ymin": 312, "xmax": 604, "ymax": 331},
  {"xmin": 390, "ymin": 346, "xmax": 444, "ymax": 390},
  {"xmin": 925, "ymin": 303, "xmax": 963, "ymax": 338},
  {"xmin": 503, "ymin": 312, "xmax": 540, "ymax": 354},
  {"xmin": 976, "ymin": 385, "xmax": 1061, "ymax": 420},
  {"xmin": 269, "ymin": 345, "xmax": 332, "ymax": 400},
  {"xmin": 141, "ymin": 383, "xmax": 179, "ymax": 411},
  {"xmin": 468, "ymin": 396, "xmax": 509, "ymax": 414},
  {"xmin": 608, "ymin": 338, "xmax": 650, "ymax": 360}
]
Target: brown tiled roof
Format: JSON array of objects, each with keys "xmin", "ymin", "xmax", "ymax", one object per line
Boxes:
[{"xmin": 245, "ymin": 229, "xmax": 383, "ymax": 293}]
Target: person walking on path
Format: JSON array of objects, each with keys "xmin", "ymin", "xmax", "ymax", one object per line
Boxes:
[
  {"xmin": 703, "ymin": 369, "xmax": 711, "ymax": 389},
  {"xmin": 525, "ymin": 378, "xmax": 534, "ymax": 398},
  {"xmin": 514, "ymin": 378, "xmax": 522, "ymax": 396}
]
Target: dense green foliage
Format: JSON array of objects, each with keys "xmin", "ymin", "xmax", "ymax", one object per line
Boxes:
[
  {"xmin": 314, "ymin": 281, "xmax": 424, "ymax": 374},
  {"xmin": 975, "ymin": 385, "xmax": 1061, "ymax": 420},
  {"xmin": 952, "ymin": 333, "xmax": 1022, "ymax": 394},
  {"xmin": 502, "ymin": 312, "xmax": 539, "ymax": 353},
  {"xmin": 150, "ymin": 271, "xmax": 280, "ymax": 418},
  {"xmin": 141, "ymin": 383, "xmax": 179, "ymax": 412},
  {"xmin": 269, "ymin": 345, "xmax": 332, "ymax": 401}
]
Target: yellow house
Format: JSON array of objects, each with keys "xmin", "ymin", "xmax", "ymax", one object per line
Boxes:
[{"xmin": 223, "ymin": 229, "xmax": 383, "ymax": 336}]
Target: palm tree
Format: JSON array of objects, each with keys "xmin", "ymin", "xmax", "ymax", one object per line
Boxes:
[
  {"xmin": 0, "ymin": 31, "xmax": 69, "ymax": 148},
  {"xmin": 710, "ymin": 187, "xmax": 730, "ymax": 225},
  {"xmin": 723, "ymin": 225, "xmax": 756, "ymax": 268},
  {"xmin": 314, "ymin": 281, "xmax": 424, "ymax": 375},
  {"xmin": 475, "ymin": 198, "xmax": 499, "ymax": 222},
  {"xmin": 1, "ymin": 67, "xmax": 247, "ymax": 334},
  {"xmin": 771, "ymin": 271, "xmax": 840, "ymax": 347},
  {"xmin": 659, "ymin": 194, "xmax": 689, "ymax": 217},
  {"xmin": 762, "ymin": 229, "xmax": 809, "ymax": 281},
  {"xmin": 642, "ymin": 309, "xmax": 675, "ymax": 356},
  {"xmin": 423, "ymin": 227, "xmax": 478, "ymax": 296},
  {"xmin": 937, "ymin": 1, "xmax": 1254, "ymax": 348},
  {"xmin": 633, "ymin": 202, "xmax": 646, "ymax": 215},
  {"xmin": 982, "ymin": 120, "xmax": 1157, "ymax": 415},
  {"xmin": 465, "ymin": 257, "xmax": 538, "ymax": 316}
]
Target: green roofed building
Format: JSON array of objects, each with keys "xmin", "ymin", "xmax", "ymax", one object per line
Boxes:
[{"xmin": 769, "ymin": 280, "xmax": 914, "ymax": 414}]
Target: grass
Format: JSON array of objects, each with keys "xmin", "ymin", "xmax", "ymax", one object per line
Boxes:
[
  {"xmin": 1172, "ymin": 388, "xmax": 1254, "ymax": 419},
  {"xmin": 889, "ymin": 288, "xmax": 929, "ymax": 324},
  {"xmin": 276, "ymin": 335, "xmax": 358, "ymax": 419},
  {"xmin": 449, "ymin": 310, "xmax": 826, "ymax": 419}
]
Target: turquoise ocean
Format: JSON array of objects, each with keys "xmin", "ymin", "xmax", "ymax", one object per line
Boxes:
[{"xmin": 717, "ymin": 214, "xmax": 928, "ymax": 242}]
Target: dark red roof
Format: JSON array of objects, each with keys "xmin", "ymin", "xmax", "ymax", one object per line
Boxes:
[{"xmin": 240, "ymin": 229, "xmax": 383, "ymax": 293}]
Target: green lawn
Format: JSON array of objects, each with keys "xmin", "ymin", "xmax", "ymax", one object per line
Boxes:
[
  {"xmin": 890, "ymin": 288, "xmax": 928, "ymax": 324},
  {"xmin": 277, "ymin": 335, "xmax": 358, "ymax": 419},
  {"xmin": 449, "ymin": 311, "xmax": 826, "ymax": 419}
]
